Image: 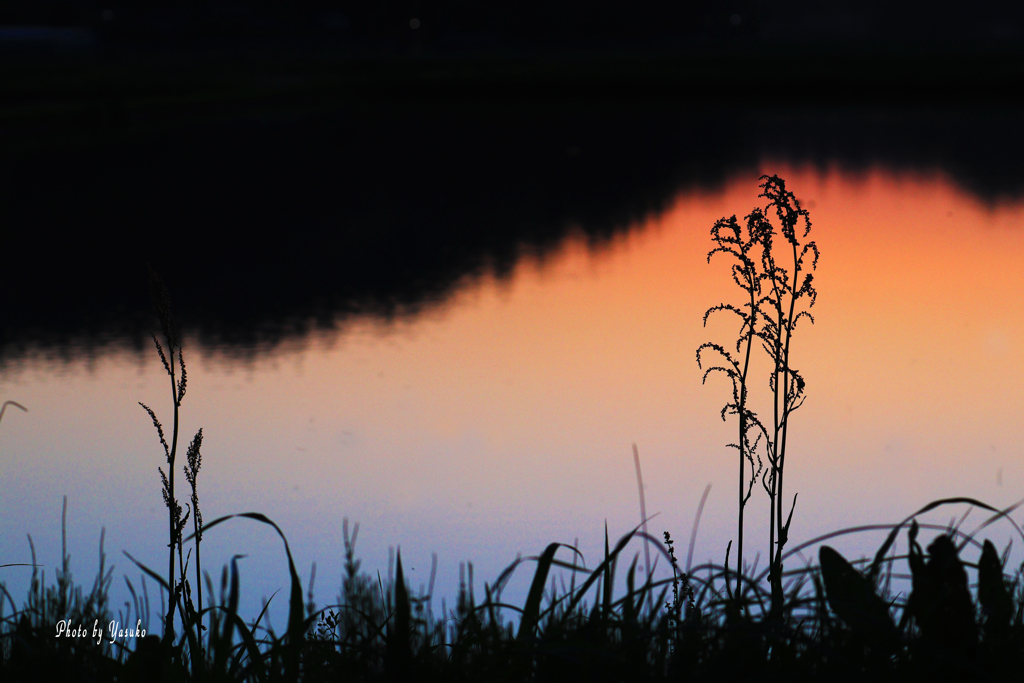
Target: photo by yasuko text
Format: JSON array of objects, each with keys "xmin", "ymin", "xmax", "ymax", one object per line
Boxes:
[{"xmin": 55, "ymin": 619, "xmax": 146, "ymax": 646}]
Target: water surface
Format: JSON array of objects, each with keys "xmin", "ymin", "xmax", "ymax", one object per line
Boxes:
[{"xmin": 2, "ymin": 165, "xmax": 1023, "ymax": 630}]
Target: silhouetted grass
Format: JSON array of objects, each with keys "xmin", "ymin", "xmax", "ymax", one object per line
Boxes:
[{"xmin": 4, "ymin": 495, "xmax": 1024, "ymax": 681}]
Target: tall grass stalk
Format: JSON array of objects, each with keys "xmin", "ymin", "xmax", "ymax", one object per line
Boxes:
[
  {"xmin": 139, "ymin": 266, "xmax": 203, "ymax": 643},
  {"xmin": 184, "ymin": 428, "xmax": 205, "ymax": 650},
  {"xmin": 632, "ymin": 443, "xmax": 654, "ymax": 614}
]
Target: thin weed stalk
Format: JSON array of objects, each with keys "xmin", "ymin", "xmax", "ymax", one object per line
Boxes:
[
  {"xmin": 184, "ymin": 428, "xmax": 205, "ymax": 651},
  {"xmin": 632, "ymin": 443, "xmax": 654, "ymax": 614},
  {"xmin": 698, "ymin": 174, "xmax": 818, "ymax": 614},
  {"xmin": 698, "ymin": 204, "xmax": 768, "ymax": 596},
  {"xmin": 139, "ymin": 266, "xmax": 204, "ymax": 644},
  {"xmin": 756, "ymin": 176, "xmax": 817, "ymax": 616}
]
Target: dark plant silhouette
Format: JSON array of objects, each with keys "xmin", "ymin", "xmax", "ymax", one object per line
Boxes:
[
  {"xmin": 138, "ymin": 266, "xmax": 202, "ymax": 645},
  {"xmin": 696, "ymin": 203, "xmax": 765, "ymax": 599},
  {"xmin": 697, "ymin": 174, "xmax": 818, "ymax": 613},
  {"xmin": 3, "ymin": 492, "xmax": 1022, "ymax": 681},
  {"xmin": 757, "ymin": 176, "xmax": 818, "ymax": 617},
  {"xmin": 183, "ymin": 428, "xmax": 205, "ymax": 647}
]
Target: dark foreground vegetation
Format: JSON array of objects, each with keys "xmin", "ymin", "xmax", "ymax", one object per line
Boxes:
[
  {"xmin": 2, "ymin": 496, "xmax": 1023, "ymax": 682},
  {"xmin": 2, "ymin": 177, "xmax": 1023, "ymax": 681}
]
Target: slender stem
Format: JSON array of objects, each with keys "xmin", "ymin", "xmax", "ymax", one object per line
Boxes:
[
  {"xmin": 632, "ymin": 444, "xmax": 652, "ymax": 615},
  {"xmin": 737, "ymin": 412, "xmax": 745, "ymax": 597},
  {"xmin": 770, "ymin": 281, "xmax": 783, "ymax": 594},
  {"xmin": 736, "ymin": 265, "xmax": 757, "ymax": 596},
  {"xmin": 166, "ymin": 344, "xmax": 180, "ymax": 641},
  {"xmin": 767, "ymin": 461, "xmax": 776, "ymax": 588},
  {"xmin": 774, "ymin": 242, "xmax": 800, "ymax": 575},
  {"xmin": 194, "ymin": 528, "xmax": 203, "ymax": 650}
]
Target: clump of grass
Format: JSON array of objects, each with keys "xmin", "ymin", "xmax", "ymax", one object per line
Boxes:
[
  {"xmin": 0, "ymin": 497, "xmax": 118, "ymax": 681},
  {"xmin": 130, "ymin": 269, "xmax": 311, "ymax": 678}
]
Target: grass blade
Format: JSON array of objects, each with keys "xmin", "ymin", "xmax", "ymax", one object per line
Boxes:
[{"xmin": 517, "ymin": 543, "xmax": 560, "ymax": 642}]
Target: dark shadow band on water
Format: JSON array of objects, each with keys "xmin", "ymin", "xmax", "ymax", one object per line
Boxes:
[{"xmin": 2, "ymin": 91, "xmax": 1024, "ymax": 366}]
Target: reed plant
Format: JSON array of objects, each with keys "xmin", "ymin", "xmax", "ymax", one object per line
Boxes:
[
  {"xmin": 131, "ymin": 269, "xmax": 311, "ymax": 678},
  {"xmin": 138, "ymin": 266, "xmax": 201, "ymax": 645}
]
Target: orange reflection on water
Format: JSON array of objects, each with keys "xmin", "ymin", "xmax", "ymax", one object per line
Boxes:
[{"xmin": 216, "ymin": 166, "xmax": 1024, "ymax": 558}]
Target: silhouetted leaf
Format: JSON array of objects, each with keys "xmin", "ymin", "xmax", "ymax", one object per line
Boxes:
[
  {"xmin": 907, "ymin": 534, "xmax": 976, "ymax": 652},
  {"xmin": 978, "ymin": 539, "xmax": 1013, "ymax": 639},
  {"xmin": 517, "ymin": 542, "xmax": 560, "ymax": 642},
  {"xmin": 820, "ymin": 546, "xmax": 899, "ymax": 652}
]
